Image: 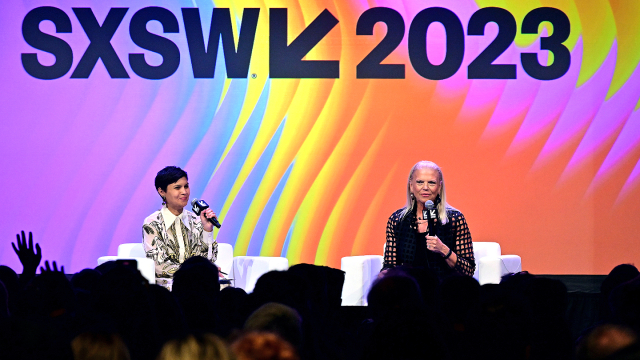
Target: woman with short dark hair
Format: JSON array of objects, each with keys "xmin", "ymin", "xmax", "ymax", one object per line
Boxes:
[{"xmin": 142, "ymin": 166, "xmax": 218, "ymax": 290}]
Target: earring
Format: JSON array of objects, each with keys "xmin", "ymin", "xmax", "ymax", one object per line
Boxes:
[{"xmin": 162, "ymin": 196, "xmax": 166, "ymax": 205}]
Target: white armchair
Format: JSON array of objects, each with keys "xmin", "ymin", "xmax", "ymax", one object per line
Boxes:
[
  {"xmin": 339, "ymin": 241, "xmax": 522, "ymax": 305},
  {"xmin": 97, "ymin": 242, "xmax": 235, "ymax": 286}
]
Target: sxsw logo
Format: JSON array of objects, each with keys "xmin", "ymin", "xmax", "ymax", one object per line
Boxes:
[
  {"xmin": 22, "ymin": 6, "xmax": 570, "ymax": 80},
  {"xmin": 21, "ymin": 6, "xmax": 339, "ymax": 80}
]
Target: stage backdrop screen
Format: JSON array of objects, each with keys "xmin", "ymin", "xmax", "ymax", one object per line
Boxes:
[{"xmin": 2, "ymin": 0, "xmax": 640, "ymax": 275}]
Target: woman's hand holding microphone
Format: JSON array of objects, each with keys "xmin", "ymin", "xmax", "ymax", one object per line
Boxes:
[
  {"xmin": 200, "ymin": 208, "xmax": 218, "ymax": 232},
  {"xmin": 426, "ymin": 235, "xmax": 448, "ymax": 256}
]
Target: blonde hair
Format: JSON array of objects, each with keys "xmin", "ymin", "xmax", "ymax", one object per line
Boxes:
[
  {"xmin": 401, "ymin": 161, "xmax": 449, "ymax": 224},
  {"xmin": 71, "ymin": 332, "xmax": 130, "ymax": 360},
  {"xmin": 157, "ymin": 334, "xmax": 235, "ymax": 360}
]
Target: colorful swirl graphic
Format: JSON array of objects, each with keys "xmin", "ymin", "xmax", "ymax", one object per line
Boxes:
[{"xmin": 0, "ymin": 0, "xmax": 639, "ymax": 275}]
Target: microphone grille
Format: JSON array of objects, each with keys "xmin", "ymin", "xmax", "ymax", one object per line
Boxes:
[
  {"xmin": 191, "ymin": 198, "xmax": 198, "ymax": 206},
  {"xmin": 425, "ymin": 200, "xmax": 434, "ymax": 209}
]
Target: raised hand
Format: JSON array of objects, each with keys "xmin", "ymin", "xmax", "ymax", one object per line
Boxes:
[
  {"xmin": 40, "ymin": 260, "xmax": 65, "ymax": 274},
  {"xmin": 12, "ymin": 230, "xmax": 42, "ymax": 276}
]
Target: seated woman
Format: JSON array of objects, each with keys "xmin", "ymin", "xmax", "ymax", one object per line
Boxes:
[
  {"xmin": 383, "ymin": 161, "xmax": 475, "ymax": 280},
  {"xmin": 142, "ymin": 166, "xmax": 218, "ymax": 290}
]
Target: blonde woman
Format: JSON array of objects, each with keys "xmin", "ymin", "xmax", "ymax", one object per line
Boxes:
[{"xmin": 383, "ymin": 161, "xmax": 475, "ymax": 279}]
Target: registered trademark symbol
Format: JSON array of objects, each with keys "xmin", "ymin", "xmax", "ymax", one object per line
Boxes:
[{"xmin": 251, "ymin": 73, "xmax": 257, "ymax": 79}]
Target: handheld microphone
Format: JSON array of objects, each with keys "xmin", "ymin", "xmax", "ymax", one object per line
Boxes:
[
  {"xmin": 191, "ymin": 198, "xmax": 221, "ymax": 228},
  {"xmin": 424, "ymin": 200, "xmax": 437, "ymax": 236}
]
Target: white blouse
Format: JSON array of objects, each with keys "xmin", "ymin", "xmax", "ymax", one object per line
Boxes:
[{"xmin": 142, "ymin": 205, "xmax": 217, "ymax": 290}]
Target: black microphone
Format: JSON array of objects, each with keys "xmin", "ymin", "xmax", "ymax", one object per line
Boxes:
[
  {"xmin": 424, "ymin": 200, "xmax": 437, "ymax": 236},
  {"xmin": 191, "ymin": 198, "xmax": 221, "ymax": 228}
]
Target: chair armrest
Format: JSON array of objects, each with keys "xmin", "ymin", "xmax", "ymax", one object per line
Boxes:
[
  {"xmin": 97, "ymin": 256, "xmax": 156, "ymax": 284},
  {"xmin": 232, "ymin": 256, "xmax": 289, "ymax": 293},
  {"xmin": 501, "ymin": 254, "xmax": 522, "ymax": 275},
  {"xmin": 216, "ymin": 243, "xmax": 234, "ymax": 277},
  {"xmin": 341, "ymin": 255, "xmax": 384, "ymax": 306},
  {"xmin": 477, "ymin": 255, "xmax": 522, "ymax": 285}
]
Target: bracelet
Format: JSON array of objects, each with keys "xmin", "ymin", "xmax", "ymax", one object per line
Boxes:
[{"xmin": 443, "ymin": 248, "xmax": 453, "ymax": 259}]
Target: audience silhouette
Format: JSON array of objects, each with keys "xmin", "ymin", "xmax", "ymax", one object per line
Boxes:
[{"xmin": 2, "ymin": 231, "xmax": 639, "ymax": 360}]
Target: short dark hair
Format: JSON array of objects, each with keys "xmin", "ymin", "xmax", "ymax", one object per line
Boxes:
[{"xmin": 155, "ymin": 166, "xmax": 188, "ymax": 192}]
